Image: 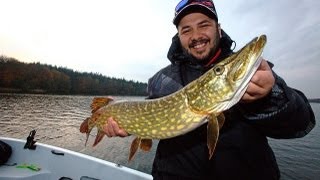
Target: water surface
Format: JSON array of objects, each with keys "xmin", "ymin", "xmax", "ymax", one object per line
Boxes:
[{"xmin": 0, "ymin": 93, "xmax": 319, "ymax": 179}]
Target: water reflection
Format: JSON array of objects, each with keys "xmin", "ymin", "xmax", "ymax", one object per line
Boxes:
[
  {"xmin": 0, "ymin": 93, "xmax": 156, "ymax": 173},
  {"xmin": 1, "ymin": 93, "xmax": 319, "ymax": 178}
]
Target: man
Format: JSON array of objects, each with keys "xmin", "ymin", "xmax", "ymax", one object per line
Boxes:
[{"xmin": 104, "ymin": 0, "xmax": 315, "ymax": 179}]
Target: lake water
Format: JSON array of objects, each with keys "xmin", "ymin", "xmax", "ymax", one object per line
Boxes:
[{"xmin": 0, "ymin": 93, "xmax": 319, "ymax": 179}]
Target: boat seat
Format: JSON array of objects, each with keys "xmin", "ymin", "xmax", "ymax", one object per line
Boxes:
[{"xmin": 0, "ymin": 165, "xmax": 51, "ymax": 180}]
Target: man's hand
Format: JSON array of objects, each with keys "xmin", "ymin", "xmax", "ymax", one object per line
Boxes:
[
  {"xmin": 241, "ymin": 59, "xmax": 275, "ymax": 103},
  {"xmin": 103, "ymin": 117, "xmax": 129, "ymax": 137}
]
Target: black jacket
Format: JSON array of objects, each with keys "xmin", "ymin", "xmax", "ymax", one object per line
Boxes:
[{"xmin": 148, "ymin": 32, "xmax": 315, "ymax": 180}]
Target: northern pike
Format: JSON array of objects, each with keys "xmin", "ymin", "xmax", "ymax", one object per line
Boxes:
[{"xmin": 80, "ymin": 35, "xmax": 267, "ymax": 161}]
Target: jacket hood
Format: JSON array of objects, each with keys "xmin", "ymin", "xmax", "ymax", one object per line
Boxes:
[{"xmin": 167, "ymin": 29, "xmax": 235, "ymax": 66}]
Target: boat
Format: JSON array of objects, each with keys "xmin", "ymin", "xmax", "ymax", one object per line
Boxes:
[{"xmin": 0, "ymin": 133, "xmax": 153, "ymax": 180}]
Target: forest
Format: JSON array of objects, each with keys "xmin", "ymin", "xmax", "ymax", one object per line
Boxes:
[{"xmin": 0, "ymin": 56, "xmax": 147, "ymax": 96}]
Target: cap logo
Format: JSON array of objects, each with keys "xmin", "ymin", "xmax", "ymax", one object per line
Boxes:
[
  {"xmin": 174, "ymin": 0, "xmax": 217, "ymax": 25},
  {"xmin": 175, "ymin": 0, "xmax": 215, "ymax": 15}
]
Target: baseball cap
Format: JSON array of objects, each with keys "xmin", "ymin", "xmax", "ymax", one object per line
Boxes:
[{"xmin": 173, "ymin": 0, "xmax": 218, "ymax": 26}]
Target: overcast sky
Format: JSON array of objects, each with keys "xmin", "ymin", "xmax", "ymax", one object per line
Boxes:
[{"xmin": 0, "ymin": 0, "xmax": 319, "ymax": 98}]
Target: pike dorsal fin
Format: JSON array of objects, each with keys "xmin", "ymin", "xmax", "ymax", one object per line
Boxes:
[{"xmin": 91, "ymin": 97, "xmax": 114, "ymax": 113}]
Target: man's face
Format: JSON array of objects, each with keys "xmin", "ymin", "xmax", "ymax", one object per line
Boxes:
[{"xmin": 178, "ymin": 12, "xmax": 221, "ymax": 61}]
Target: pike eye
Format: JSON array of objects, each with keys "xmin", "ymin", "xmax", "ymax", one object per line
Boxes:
[{"xmin": 214, "ymin": 66, "xmax": 224, "ymax": 75}]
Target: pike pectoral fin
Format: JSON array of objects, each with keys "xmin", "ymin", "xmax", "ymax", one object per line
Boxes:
[
  {"xmin": 217, "ymin": 113, "xmax": 225, "ymax": 129},
  {"xmin": 90, "ymin": 97, "xmax": 114, "ymax": 113},
  {"xmin": 129, "ymin": 137, "xmax": 141, "ymax": 161},
  {"xmin": 207, "ymin": 114, "xmax": 221, "ymax": 159},
  {"xmin": 140, "ymin": 139, "xmax": 152, "ymax": 152}
]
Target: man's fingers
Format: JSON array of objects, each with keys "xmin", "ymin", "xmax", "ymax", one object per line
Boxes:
[
  {"xmin": 241, "ymin": 59, "xmax": 275, "ymax": 103},
  {"xmin": 241, "ymin": 93, "xmax": 255, "ymax": 103},
  {"xmin": 245, "ymin": 82, "xmax": 264, "ymax": 96},
  {"xmin": 117, "ymin": 129, "xmax": 129, "ymax": 137},
  {"xmin": 258, "ymin": 59, "xmax": 272, "ymax": 71},
  {"xmin": 250, "ymin": 60, "xmax": 273, "ymax": 87},
  {"xmin": 242, "ymin": 80, "xmax": 269, "ymax": 103},
  {"xmin": 110, "ymin": 119, "xmax": 128, "ymax": 137},
  {"xmin": 104, "ymin": 117, "xmax": 129, "ymax": 137},
  {"xmin": 104, "ymin": 118, "xmax": 115, "ymax": 137}
]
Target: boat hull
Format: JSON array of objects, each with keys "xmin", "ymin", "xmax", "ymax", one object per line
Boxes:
[{"xmin": 0, "ymin": 137, "xmax": 152, "ymax": 180}]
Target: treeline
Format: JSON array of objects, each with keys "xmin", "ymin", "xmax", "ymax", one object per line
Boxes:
[{"xmin": 0, "ymin": 56, "xmax": 147, "ymax": 96}]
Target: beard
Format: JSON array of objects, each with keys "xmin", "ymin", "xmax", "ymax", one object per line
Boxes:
[{"xmin": 183, "ymin": 29, "xmax": 221, "ymax": 65}]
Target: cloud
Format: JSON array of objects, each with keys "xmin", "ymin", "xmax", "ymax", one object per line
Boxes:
[
  {"xmin": 0, "ymin": 0, "xmax": 319, "ymax": 97},
  {"xmin": 215, "ymin": 0, "xmax": 320, "ymax": 98}
]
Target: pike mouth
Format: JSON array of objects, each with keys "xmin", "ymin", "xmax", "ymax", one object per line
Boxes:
[{"xmin": 216, "ymin": 56, "xmax": 263, "ymax": 112}]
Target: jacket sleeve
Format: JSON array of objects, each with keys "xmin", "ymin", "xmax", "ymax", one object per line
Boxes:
[{"xmin": 237, "ymin": 71, "xmax": 315, "ymax": 139}]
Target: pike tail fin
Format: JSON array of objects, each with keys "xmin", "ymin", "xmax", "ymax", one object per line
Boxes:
[
  {"xmin": 80, "ymin": 118, "xmax": 90, "ymax": 133},
  {"xmin": 93, "ymin": 130, "xmax": 105, "ymax": 147},
  {"xmin": 80, "ymin": 117, "xmax": 94, "ymax": 146},
  {"xmin": 92, "ymin": 130, "xmax": 105, "ymax": 147}
]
